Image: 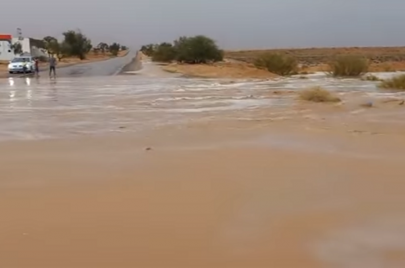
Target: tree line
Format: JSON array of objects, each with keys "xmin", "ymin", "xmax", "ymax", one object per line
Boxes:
[
  {"xmin": 12, "ymin": 30, "xmax": 127, "ymax": 61},
  {"xmin": 140, "ymin": 35, "xmax": 223, "ymax": 64}
]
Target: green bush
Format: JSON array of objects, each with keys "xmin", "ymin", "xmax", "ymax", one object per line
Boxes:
[
  {"xmin": 144, "ymin": 35, "xmax": 223, "ymax": 64},
  {"xmin": 174, "ymin": 35, "xmax": 223, "ymax": 63},
  {"xmin": 11, "ymin": 42, "xmax": 22, "ymax": 54},
  {"xmin": 61, "ymin": 30, "xmax": 92, "ymax": 60},
  {"xmin": 378, "ymin": 74, "xmax": 405, "ymax": 91},
  {"xmin": 109, "ymin": 42, "xmax": 121, "ymax": 56},
  {"xmin": 254, "ymin": 53, "xmax": 297, "ymax": 76},
  {"xmin": 151, "ymin": 42, "xmax": 177, "ymax": 62},
  {"xmin": 328, "ymin": 55, "xmax": 369, "ymax": 77},
  {"xmin": 140, "ymin": 44, "xmax": 156, "ymax": 56}
]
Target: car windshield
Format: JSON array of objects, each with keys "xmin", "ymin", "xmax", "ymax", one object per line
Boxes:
[{"xmin": 11, "ymin": 58, "xmax": 29, "ymax": 63}]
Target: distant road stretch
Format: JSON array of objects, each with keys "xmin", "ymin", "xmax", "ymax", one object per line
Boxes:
[
  {"xmin": 52, "ymin": 50, "xmax": 137, "ymax": 77},
  {"xmin": 0, "ymin": 50, "xmax": 138, "ymax": 79}
]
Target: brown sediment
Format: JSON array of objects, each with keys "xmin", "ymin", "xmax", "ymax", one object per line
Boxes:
[
  {"xmin": 1, "ymin": 59, "xmax": 405, "ymax": 267},
  {"xmin": 1, "ymin": 105, "xmax": 405, "ymax": 267},
  {"xmin": 161, "ymin": 61, "xmax": 278, "ymax": 79}
]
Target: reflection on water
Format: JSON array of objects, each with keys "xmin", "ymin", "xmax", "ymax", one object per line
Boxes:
[{"xmin": 0, "ymin": 73, "xmax": 403, "ymax": 141}]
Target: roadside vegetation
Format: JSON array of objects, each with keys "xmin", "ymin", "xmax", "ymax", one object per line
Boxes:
[
  {"xmin": 254, "ymin": 53, "xmax": 297, "ymax": 76},
  {"xmin": 26, "ymin": 30, "xmax": 128, "ymax": 61},
  {"xmin": 328, "ymin": 55, "xmax": 369, "ymax": 77},
  {"xmin": 378, "ymin": 74, "xmax": 405, "ymax": 91},
  {"xmin": 139, "ymin": 40, "xmax": 403, "ymax": 78},
  {"xmin": 141, "ymin": 35, "xmax": 223, "ymax": 64},
  {"xmin": 11, "ymin": 43, "xmax": 23, "ymax": 55},
  {"xmin": 299, "ymin": 86, "xmax": 341, "ymax": 103}
]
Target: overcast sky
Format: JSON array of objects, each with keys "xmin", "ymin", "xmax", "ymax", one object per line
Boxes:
[{"xmin": 0, "ymin": 0, "xmax": 403, "ymax": 49}]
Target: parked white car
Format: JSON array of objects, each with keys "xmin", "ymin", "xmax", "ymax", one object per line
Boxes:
[{"xmin": 8, "ymin": 56, "xmax": 35, "ymax": 74}]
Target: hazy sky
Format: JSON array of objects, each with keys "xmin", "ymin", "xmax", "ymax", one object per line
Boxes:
[{"xmin": 1, "ymin": 0, "xmax": 404, "ymax": 49}]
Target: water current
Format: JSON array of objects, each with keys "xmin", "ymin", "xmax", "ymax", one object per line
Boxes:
[{"xmin": 0, "ymin": 67, "xmax": 404, "ymax": 141}]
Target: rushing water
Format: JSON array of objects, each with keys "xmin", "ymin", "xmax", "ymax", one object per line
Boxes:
[{"xmin": 0, "ymin": 71, "xmax": 404, "ymax": 141}]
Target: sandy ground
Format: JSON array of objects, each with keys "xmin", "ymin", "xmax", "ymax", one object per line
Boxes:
[
  {"xmin": 160, "ymin": 59, "xmax": 405, "ymax": 78},
  {"xmin": 162, "ymin": 60, "xmax": 277, "ymax": 79},
  {"xmin": 1, "ymin": 58, "xmax": 405, "ymax": 267}
]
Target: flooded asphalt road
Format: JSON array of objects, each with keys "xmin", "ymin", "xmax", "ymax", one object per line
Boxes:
[
  {"xmin": 1, "ymin": 50, "xmax": 137, "ymax": 79},
  {"xmin": 45, "ymin": 50, "xmax": 137, "ymax": 77}
]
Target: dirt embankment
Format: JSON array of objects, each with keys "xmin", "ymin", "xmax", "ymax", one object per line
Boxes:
[
  {"xmin": 119, "ymin": 51, "xmax": 142, "ymax": 74},
  {"xmin": 161, "ymin": 60, "xmax": 277, "ymax": 79}
]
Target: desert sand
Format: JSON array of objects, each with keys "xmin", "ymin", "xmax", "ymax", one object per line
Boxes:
[
  {"xmin": 159, "ymin": 47, "xmax": 405, "ymax": 78},
  {"xmin": 1, "ymin": 54, "xmax": 405, "ymax": 267}
]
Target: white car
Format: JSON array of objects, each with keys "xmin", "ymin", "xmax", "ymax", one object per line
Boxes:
[{"xmin": 8, "ymin": 56, "xmax": 35, "ymax": 74}]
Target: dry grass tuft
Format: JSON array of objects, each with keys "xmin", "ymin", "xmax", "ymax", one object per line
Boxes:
[
  {"xmin": 299, "ymin": 86, "xmax": 341, "ymax": 103},
  {"xmin": 254, "ymin": 53, "xmax": 297, "ymax": 76},
  {"xmin": 378, "ymin": 74, "xmax": 405, "ymax": 91},
  {"xmin": 328, "ymin": 55, "xmax": 369, "ymax": 77}
]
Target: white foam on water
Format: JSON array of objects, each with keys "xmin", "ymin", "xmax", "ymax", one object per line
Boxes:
[
  {"xmin": 0, "ymin": 73, "xmax": 403, "ymax": 141},
  {"xmin": 312, "ymin": 216, "xmax": 405, "ymax": 268}
]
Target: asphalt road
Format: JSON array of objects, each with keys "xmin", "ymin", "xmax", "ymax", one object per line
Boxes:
[
  {"xmin": 1, "ymin": 50, "xmax": 137, "ymax": 79},
  {"xmin": 50, "ymin": 50, "xmax": 137, "ymax": 77}
]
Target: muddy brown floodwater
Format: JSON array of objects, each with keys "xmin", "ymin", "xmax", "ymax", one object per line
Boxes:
[{"xmin": 0, "ymin": 63, "xmax": 405, "ymax": 268}]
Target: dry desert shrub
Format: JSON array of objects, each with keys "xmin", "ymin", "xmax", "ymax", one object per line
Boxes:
[
  {"xmin": 254, "ymin": 53, "xmax": 298, "ymax": 76},
  {"xmin": 378, "ymin": 74, "xmax": 405, "ymax": 91},
  {"xmin": 299, "ymin": 86, "xmax": 341, "ymax": 103},
  {"xmin": 328, "ymin": 55, "xmax": 369, "ymax": 77}
]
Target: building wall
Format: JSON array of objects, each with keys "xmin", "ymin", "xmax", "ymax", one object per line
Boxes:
[
  {"xmin": 12, "ymin": 38, "xmax": 31, "ymax": 54},
  {"xmin": 0, "ymin": 35, "xmax": 31, "ymax": 61},
  {"xmin": 0, "ymin": 34, "xmax": 13, "ymax": 61}
]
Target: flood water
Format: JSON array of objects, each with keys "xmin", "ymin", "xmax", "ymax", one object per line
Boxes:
[{"xmin": 0, "ymin": 71, "xmax": 404, "ymax": 141}]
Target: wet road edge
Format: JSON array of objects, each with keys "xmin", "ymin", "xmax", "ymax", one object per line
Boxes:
[{"xmin": 117, "ymin": 51, "xmax": 142, "ymax": 75}]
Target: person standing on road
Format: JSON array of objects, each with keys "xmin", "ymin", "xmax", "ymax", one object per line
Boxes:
[
  {"xmin": 22, "ymin": 58, "xmax": 28, "ymax": 74},
  {"xmin": 34, "ymin": 58, "xmax": 40, "ymax": 77},
  {"xmin": 49, "ymin": 55, "xmax": 57, "ymax": 78}
]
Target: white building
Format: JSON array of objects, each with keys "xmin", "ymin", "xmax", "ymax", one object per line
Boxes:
[{"xmin": 0, "ymin": 34, "xmax": 32, "ymax": 61}]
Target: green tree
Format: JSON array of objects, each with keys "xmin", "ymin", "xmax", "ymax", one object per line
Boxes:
[
  {"xmin": 140, "ymin": 44, "xmax": 156, "ymax": 56},
  {"xmin": 151, "ymin": 42, "xmax": 176, "ymax": 62},
  {"xmin": 97, "ymin": 42, "xmax": 109, "ymax": 54},
  {"xmin": 43, "ymin": 36, "xmax": 69, "ymax": 61},
  {"xmin": 121, "ymin": 45, "xmax": 128, "ymax": 51},
  {"xmin": 109, "ymin": 43, "xmax": 121, "ymax": 56},
  {"xmin": 174, "ymin": 35, "xmax": 223, "ymax": 64},
  {"xmin": 44, "ymin": 36, "xmax": 59, "ymax": 56},
  {"xmin": 62, "ymin": 30, "xmax": 92, "ymax": 60},
  {"xmin": 11, "ymin": 42, "xmax": 22, "ymax": 55}
]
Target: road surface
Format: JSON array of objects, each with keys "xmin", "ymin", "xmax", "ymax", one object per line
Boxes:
[
  {"xmin": 1, "ymin": 50, "xmax": 137, "ymax": 79},
  {"xmin": 45, "ymin": 50, "xmax": 137, "ymax": 77}
]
